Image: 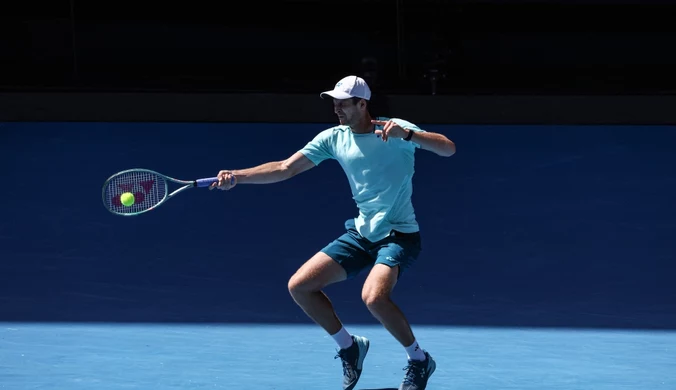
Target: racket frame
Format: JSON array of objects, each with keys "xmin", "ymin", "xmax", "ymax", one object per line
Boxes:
[{"xmin": 101, "ymin": 168, "xmax": 217, "ymax": 216}]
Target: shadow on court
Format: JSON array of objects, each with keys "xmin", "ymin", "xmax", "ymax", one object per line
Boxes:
[
  {"xmin": 361, "ymin": 388, "xmax": 397, "ymax": 390},
  {"xmin": 1, "ymin": 122, "xmax": 674, "ymax": 329}
]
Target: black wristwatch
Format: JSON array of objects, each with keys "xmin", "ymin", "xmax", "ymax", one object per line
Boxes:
[{"xmin": 404, "ymin": 129, "xmax": 414, "ymax": 141}]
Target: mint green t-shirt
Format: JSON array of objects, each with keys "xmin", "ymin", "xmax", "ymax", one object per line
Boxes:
[{"xmin": 299, "ymin": 117, "xmax": 425, "ymax": 242}]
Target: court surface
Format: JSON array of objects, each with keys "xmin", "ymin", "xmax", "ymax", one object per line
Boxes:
[
  {"xmin": 2, "ymin": 323, "xmax": 675, "ymax": 389},
  {"xmin": 1, "ymin": 122, "xmax": 675, "ymax": 389}
]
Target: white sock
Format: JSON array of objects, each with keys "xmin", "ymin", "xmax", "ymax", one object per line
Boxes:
[
  {"xmin": 405, "ymin": 340, "xmax": 426, "ymax": 361},
  {"xmin": 331, "ymin": 326, "xmax": 354, "ymax": 350}
]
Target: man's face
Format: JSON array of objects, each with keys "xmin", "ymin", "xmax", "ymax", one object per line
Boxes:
[{"xmin": 333, "ymin": 98, "xmax": 364, "ymax": 127}]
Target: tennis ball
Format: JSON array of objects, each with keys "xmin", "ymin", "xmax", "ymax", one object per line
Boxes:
[{"xmin": 120, "ymin": 192, "xmax": 135, "ymax": 207}]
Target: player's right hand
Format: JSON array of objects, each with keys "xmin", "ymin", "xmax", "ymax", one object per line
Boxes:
[{"xmin": 209, "ymin": 170, "xmax": 237, "ymax": 191}]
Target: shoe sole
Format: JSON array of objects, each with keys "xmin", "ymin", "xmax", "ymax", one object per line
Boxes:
[
  {"xmin": 355, "ymin": 336, "xmax": 370, "ymax": 371},
  {"xmin": 345, "ymin": 336, "xmax": 370, "ymax": 390},
  {"xmin": 427, "ymin": 356, "xmax": 436, "ymax": 378},
  {"xmin": 420, "ymin": 354, "xmax": 436, "ymax": 390}
]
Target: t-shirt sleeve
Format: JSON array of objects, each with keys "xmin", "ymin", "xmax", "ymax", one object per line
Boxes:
[
  {"xmin": 298, "ymin": 128, "xmax": 335, "ymax": 166},
  {"xmin": 390, "ymin": 118, "xmax": 426, "ymax": 149}
]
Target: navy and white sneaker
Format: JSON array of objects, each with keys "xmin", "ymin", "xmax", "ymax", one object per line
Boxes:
[
  {"xmin": 335, "ymin": 335, "xmax": 370, "ymax": 390},
  {"xmin": 399, "ymin": 351, "xmax": 436, "ymax": 390}
]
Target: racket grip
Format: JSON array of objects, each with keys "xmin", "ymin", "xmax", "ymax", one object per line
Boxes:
[
  {"xmin": 195, "ymin": 176, "xmax": 235, "ymax": 188},
  {"xmin": 195, "ymin": 177, "xmax": 219, "ymax": 187}
]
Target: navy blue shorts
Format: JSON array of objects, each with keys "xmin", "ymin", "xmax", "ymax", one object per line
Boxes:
[{"xmin": 320, "ymin": 219, "xmax": 422, "ymax": 279}]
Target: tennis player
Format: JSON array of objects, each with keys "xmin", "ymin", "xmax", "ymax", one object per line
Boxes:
[{"xmin": 210, "ymin": 76, "xmax": 455, "ymax": 390}]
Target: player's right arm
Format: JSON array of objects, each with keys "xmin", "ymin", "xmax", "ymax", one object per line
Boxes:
[
  {"xmin": 210, "ymin": 128, "xmax": 335, "ymax": 191},
  {"xmin": 209, "ymin": 151, "xmax": 316, "ymax": 190}
]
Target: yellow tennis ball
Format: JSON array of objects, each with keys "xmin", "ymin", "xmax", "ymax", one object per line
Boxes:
[{"xmin": 120, "ymin": 192, "xmax": 135, "ymax": 207}]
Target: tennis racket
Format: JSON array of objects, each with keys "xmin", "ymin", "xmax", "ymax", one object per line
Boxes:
[{"xmin": 101, "ymin": 168, "xmax": 231, "ymax": 216}]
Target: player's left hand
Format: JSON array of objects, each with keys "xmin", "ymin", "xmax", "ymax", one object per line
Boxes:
[{"xmin": 372, "ymin": 120, "xmax": 410, "ymax": 142}]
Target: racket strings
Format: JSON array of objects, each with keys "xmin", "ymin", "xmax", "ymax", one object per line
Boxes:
[{"xmin": 104, "ymin": 171, "xmax": 167, "ymax": 214}]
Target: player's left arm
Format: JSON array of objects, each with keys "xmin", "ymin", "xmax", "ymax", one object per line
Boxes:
[{"xmin": 372, "ymin": 119, "xmax": 456, "ymax": 157}]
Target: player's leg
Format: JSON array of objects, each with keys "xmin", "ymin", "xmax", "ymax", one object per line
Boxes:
[
  {"xmin": 287, "ymin": 251, "xmax": 347, "ymax": 334},
  {"xmin": 361, "ymin": 263, "xmax": 414, "ymax": 346},
  {"xmin": 362, "ymin": 231, "xmax": 422, "ymax": 349},
  {"xmin": 287, "ymin": 221, "xmax": 373, "ymax": 390},
  {"xmin": 362, "ymin": 232, "xmax": 436, "ymax": 390}
]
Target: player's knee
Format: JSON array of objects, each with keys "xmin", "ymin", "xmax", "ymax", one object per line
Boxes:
[
  {"xmin": 361, "ymin": 286, "xmax": 390, "ymax": 311},
  {"xmin": 287, "ymin": 271, "xmax": 317, "ymax": 297},
  {"xmin": 287, "ymin": 273, "xmax": 304, "ymax": 297}
]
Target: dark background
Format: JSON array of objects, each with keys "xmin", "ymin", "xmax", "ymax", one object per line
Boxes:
[
  {"xmin": 1, "ymin": 121, "xmax": 675, "ymax": 329},
  {"xmin": 2, "ymin": 0, "xmax": 676, "ymax": 96},
  {"xmin": 1, "ymin": 0, "xmax": 674, "ymax": 330}
]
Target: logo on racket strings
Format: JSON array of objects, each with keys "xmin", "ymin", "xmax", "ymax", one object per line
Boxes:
[{"xmin": 111, "ymin": 179, "xmax": 156, "ymax": 207}]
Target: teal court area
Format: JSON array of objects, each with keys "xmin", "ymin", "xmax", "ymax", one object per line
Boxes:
[{"xmin": 1, "ymin": 122, "xmax": 675, "ymax": 389}]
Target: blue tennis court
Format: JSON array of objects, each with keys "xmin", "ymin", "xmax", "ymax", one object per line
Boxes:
[
  {"xmin": 1, "ymin": 122, "xmax": 675, "ymax": 389},
  {"xmin": 2, "ymin": 323, "xmax": 675, "ymax": 389}
]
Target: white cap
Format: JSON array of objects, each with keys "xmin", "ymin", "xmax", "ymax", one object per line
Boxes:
[{"xmin": 320, "ymin": 75, "xmax": 371, "ymax": 100}]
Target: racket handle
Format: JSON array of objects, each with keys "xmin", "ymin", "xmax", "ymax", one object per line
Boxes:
[
  {"xmin": 195, "ymin": 176, "xmax": 235, "ymax": 188},
  {"xmin": 195, "ymin": 177, "xmax": 218, "ymax": 187}
]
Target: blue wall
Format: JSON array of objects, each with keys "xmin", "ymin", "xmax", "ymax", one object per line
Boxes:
[{"xmin": 1, "ymin": 122, "xmax": 674, "ymax": 328}]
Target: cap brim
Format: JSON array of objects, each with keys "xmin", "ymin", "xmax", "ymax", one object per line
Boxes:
[{"xmin": 320, "ymin": 90, "xmax": 353, "ymax": 100}]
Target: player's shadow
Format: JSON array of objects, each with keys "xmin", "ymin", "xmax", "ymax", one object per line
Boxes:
[{"xmin": 360, "ymin": 388, "xmax": 397, "ymax": 390}]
